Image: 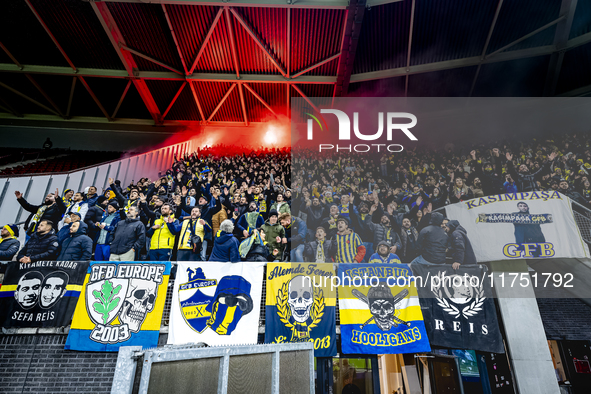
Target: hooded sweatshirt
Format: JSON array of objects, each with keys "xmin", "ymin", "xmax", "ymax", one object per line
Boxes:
[
  {"xmin": 446, "ymin": 220, "xmax": 477, "ymax": 265},
  {"xmin": 417, "ymin": 212, "xmax": 448, "ymax": 264},
  {"xmin": 368, "ymin": 241, "xmax": 402, "ymax": 264},
  {"xmin": 57, "ymin": 222, "xmax": 93, "ymax": 261},
  {"xmin": 210, "ymin": 231, "xmax": 240, "ymax": 262}
]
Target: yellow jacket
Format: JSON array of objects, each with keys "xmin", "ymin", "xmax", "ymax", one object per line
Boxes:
[
  {"xmin": 149, "ymin": 215, "xmax": 180, "ymax": 250},
  {"xmin": 178, "ymin": 218, "xmax": 211, "ymax": 250}
]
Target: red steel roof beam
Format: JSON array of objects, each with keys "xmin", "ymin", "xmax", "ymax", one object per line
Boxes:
[
  {"xmin": 77, "ymin": 76, "xmax": 113, "ymax": 121},
  {"xmin": 24, "ymin": 74, "xmax": 65, "ymax": 118},
  {"xmin": 23, "ymin": 0, "xmax": 77, "ymax": 72},
  {"xmin": 0, "ymin": 41, "xmax": 23, "ymax": 70},
  {"xmin": 66, "ymin": 77, "xmax": 76, "ymax": 118},
  {"xmin": 162, "ymin": 81, "xmax": 187, "ymax": 119},
  {"xmin": 243, "ymin": 82, "xmax": 277, "ymax": 116},
  {"xmin": 224, "ymin": 7, "xmax": 241, "ymax": 79},
  {"xmin": 287, "ymin": 8, "xmax": 290, "ymax": 78},
  {"xmin": 120, "ymin": 44, "xmax": 184, "ymax": 75},
  {"xmin": 207, "ymin": 83, "xmax": 236, "ymax": 122},
  {"xmin": 189, "ymin": 8, "xmax": 224, "ymax": 75},
  {"xmin": 238, "ymin": 82, "xmax": 248, "ymax": 125},
  {"xmin": 91, "ymin": 2, "xmax": 163, "ymax": 124},
  {"xmin": 112, "ymin": 79, "xmax": 132, "ymax": 118},
  {"xmin": 0, "ymin": 80, "xmax": 60, "ymax": 116},
  {"xmin": 162, "ymin": 4, "xmax": 189, "ymax": 75},
  {"xmin": 188, "ymin": 81, "xmax": 206, "ymax": 121},
  {"xmin": 292, "ymin": 53, "xmax": 341, "ymax": 79},
  {"xmin": 229, "ymin": 7, "xmax": 287, "ymax": 77},
  {"xmin": 291, "ymin": 83, "xmax": 319, "ymax": 113},
  {"xmin": 333, "ymin": 0, "xmax": 366, "ymax": 101}
]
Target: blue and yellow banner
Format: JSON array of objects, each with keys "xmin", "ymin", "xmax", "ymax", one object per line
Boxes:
[
  {"xmin": 265, "ymin": 263, "xmax": 337, "ymax": 357},
  {"xmin": 0, "ymin": 261, "xmax": 88, "ymax": 328},
  {"xmin": 338, "ymin": 263, "xmax": 431, "ymax": 354},
  {"xmin": 65, "ymin": 261, "xmax": 170, "ymax": 352}
]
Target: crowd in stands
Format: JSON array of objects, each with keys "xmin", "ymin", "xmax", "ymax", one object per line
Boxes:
[
  {"xmin": 289, "ymin": 132, "xmax": 591, "ymax": 265},
  {"xmin": 1, "ymin": 147, "xmax": 292, "ymax": 269},
  {"xmin": 1, "ymin": 132, "xmax": 591, "ymax": 268}
]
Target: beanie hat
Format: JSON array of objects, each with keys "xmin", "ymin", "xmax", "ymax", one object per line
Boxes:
[
  {"xmin": 377, "ymin": 240, "xmax": 391, "ymax": 249},
  {"xmin": 268, "ymin": 209, "xmax": 279, "ymax": 218},
  {"xmin": 63, "ymin": 189, "xmax": 73, "ymax": 196},
  {"xmin": 108, "ymin": 200, "xmax": 120, "ymax": 210},
  {"xmin": 96, "ymin": 196, "xmax": 108, "ymax": 205},
  {"xmin": 4, "ymin": 224, "xmax": 19, "ymax": 238}
]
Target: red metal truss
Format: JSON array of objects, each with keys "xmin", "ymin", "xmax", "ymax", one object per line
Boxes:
[
  {"xmin": 91, "ymin": 1, "xmax": 163, "ymax": 124},
  {"xmin": 243, "ymin": 82, "xmax": 277, "ymax": 116},
  {"xmin": 162, "ymin": 81, "xmax": 187, "ymax": 119},
  {"xmin": 229, "ymin": 7, "xmax": 287, "ymax": 76},
  {"xmin": 207, "ymin": 83, "xmax": 236, "ymax": 121}
]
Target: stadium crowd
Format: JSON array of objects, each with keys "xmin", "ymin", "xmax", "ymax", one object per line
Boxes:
[{"xmin": 1, "ymin": 132, "xmax": 591, "ymax": 268}]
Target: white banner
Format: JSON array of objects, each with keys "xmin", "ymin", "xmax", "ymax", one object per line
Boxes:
[
  {"xmin": 168, "ymin": 262, "xmax": 265, "ymax": 346},
  {"xmin": 445, "ymin": 191, "xmax": 589, "ymax": 261}
]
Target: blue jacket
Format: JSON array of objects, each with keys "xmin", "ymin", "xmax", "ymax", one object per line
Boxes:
[
  {"xmin": 57, "ymin": 222, "xmax": 93, "ymax": 261},
  {"xmin": 503, "ymin": 181, "xmax": 518, "ymax": 193},
  {"xmin": 368, "ymin": 252, "xmax": 402, "ymax": 264},
  {"xmin": 237, "ymin": 213, "xmax": 265, "ymax": 237},
  {"xmin": 285, "ymin": 216, "xmax": 308, "ymax": 247},
  {"xmin": 210, "ymin": 231, "xmax": 240, "ymax": 263},
  {"xmin": 0, "ymin": 238, "xmax": 20, "ymax": 261},
  {"xmin": 96, "ymin": 211, "xmax": 122, "ymax": 244}
]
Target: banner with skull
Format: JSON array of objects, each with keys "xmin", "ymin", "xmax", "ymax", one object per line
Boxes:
[
  {"xmin": 411, "ymin": 264, "xmax": 504, "ymax": 353},
  {"xmin": 0, "ymin": 261, "xmax": 88, "ymax": 328},
  {"xmin": 65, "ymin": 261, "xmax": 170, "ymax": 351},
  {"xmin": 264, "ymin": 263, "xmax": 337, "ymax": 357},
  {"xmin": 338, "ymin": 263, "xmax": 431, "ymax": 354},
  {"xmin": 168, "ymin": 262, "xmax": 264, "ymax": 346}
]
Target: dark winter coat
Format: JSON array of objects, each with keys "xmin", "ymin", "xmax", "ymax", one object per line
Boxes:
[
  {"xmin": 245, "ymin": 243, "xmax": 274, "ymax": 262},
  {"xmin": 57, "ymin": 222, "xmax": 93, "ymax": 261},
  {"xmin": 446, "ymin": 220, "xmax": 477, "ymax": 265},
  {"xmin": 303, "ymin": 239, "xmax": 337, "ymax": 262},
  {"xmin": 210, "ymin": 231, "xmax": 240, "ymax": 262},
  {"xmin": 417, "ymin": 212, "xmax": 448, "ymax": 264},
  {"xmin": 285, "ymin": 217, "xmax": 307, "ymax": 247},
  {"xmin": 304, "ymin": 204, "xmax": 326, "ymax": 231},
  {"xmin": 19, "ymin": 197, "xmax": 66, "ymax": 236},
  {"xmin": 0, "ymin": 238, "xmax": 20, "ymax": 261},
  {"xmin": 84, "ymin": 204, "xmax": 105, "ymax": 241},
  {"xmin": 399, "ymin": 226, "xmax": 419, "ymax": 261},
  {"xmin": 370, "ymin": 222, "xmax": 402, "ymax": 251},
  {"xmin": 108, "ymin": 217, "xmax": 146, "ymax": 255},
  {"xmin": 507, "ymin": 160, "xmax": 551, "ymax": 192},
  {"xmin": 16, "ymin": 230, "xmax": 59, "ymax": 262}
]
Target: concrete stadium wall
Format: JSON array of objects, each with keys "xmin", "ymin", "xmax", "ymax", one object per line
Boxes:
[{"xmin": 0, "ymin": 333, "xmax": 170, "ymax": 394}]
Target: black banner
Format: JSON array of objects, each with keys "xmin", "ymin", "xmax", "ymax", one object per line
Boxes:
[
  {"xmin": 411, "ymin": 264, "xmax": 504, "ymax": 353},
  {"xmin": 0, "ymin": 261, "xmax": 89, "ymax": 328}
]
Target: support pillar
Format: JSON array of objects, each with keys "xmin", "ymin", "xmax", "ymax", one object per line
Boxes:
[{"xmin": 490, "ymin": 260, "xmax": 559, "ymax": 394}]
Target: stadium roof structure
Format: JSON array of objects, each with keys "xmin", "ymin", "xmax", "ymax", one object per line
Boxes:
[{"xmin": 0, "ymin": 0, "xmax": 590, "ymax": 130}]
